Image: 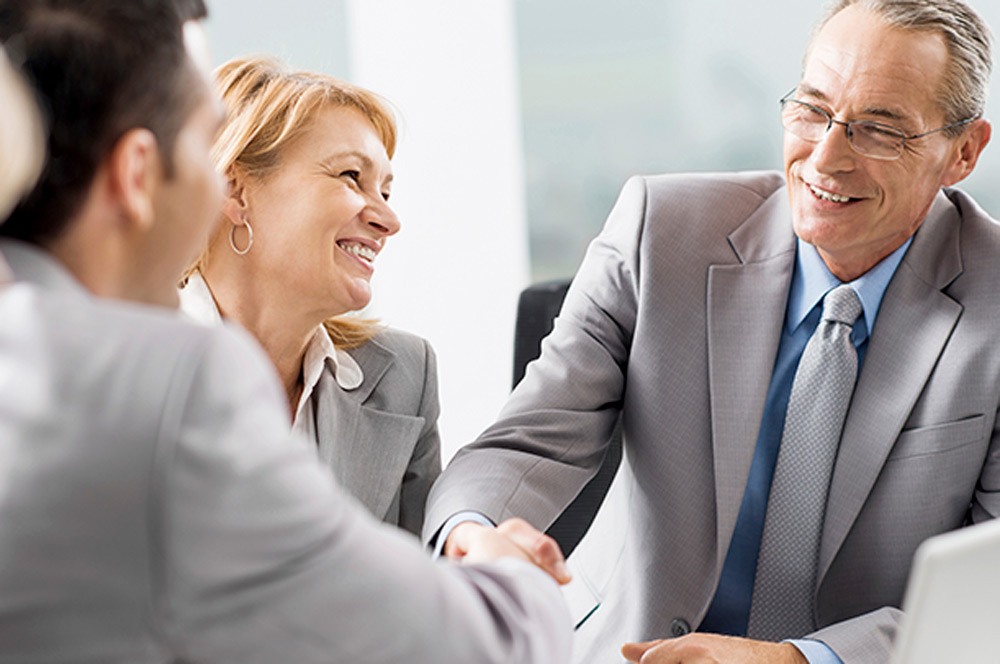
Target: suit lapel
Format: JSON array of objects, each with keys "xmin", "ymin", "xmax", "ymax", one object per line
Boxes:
[
  {"xmin": 708, "ymin": 190, "xmax": 797, "ymax": 560},
  {"xmin": 818, "ymin": 192, "xmax": 964, "ymax": 580},
  {"xmin": 315, "ymin": 337, "xmax": 425, "ymax": 520}
]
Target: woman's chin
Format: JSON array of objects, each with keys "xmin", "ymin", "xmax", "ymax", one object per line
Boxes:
[{"xmin": 342, "ymin": 281, "xmax": 373, "ymax": 312}]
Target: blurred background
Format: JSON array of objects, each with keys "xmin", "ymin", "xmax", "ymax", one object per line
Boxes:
[{"xmin": 206, "ymin": 0, "xmax": 1000, "ymax": 461}]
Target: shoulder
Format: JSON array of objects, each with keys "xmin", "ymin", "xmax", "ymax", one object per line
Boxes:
[
  {"xmin": 945, "ymin": 187, "xmax": 1000, "ymax": 235},
  {"xmin": 342, "ymin": 327, "xmax": 439, "ymax": 397},
  {"xmin": 637, "ymin": 170, "xmax": 786, "ymax": 224},
  {"xmin": 640, "ymin": 169, "xmax": 786, "ymax": 201},
  {"xmin": 600, "ymin": 170, "xmax": 786, "ymax": 246},
  {"xmin": 47, "ymin": 293, "xmax": 278, "ymax": 409},
  {"xmin": 942, "ymin": 187, "xmax": 1000, "ymax": 288},
  {"xmin": 364, "ymin": 327, "xmax": 437, "ymax": 370}
]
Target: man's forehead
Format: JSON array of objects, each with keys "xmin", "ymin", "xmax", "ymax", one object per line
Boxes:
[{"xmin": 802, "ymin": 7, "xmax": 949, "ymax": 119}]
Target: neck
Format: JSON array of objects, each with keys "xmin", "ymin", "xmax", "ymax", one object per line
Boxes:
[
  {"xmin": 200, "ymin": 260, "xmax": 322, "ymax": 413},
  {"xmin": 47, "ymin": 220, "xmax": 130, "ymax": 300}
]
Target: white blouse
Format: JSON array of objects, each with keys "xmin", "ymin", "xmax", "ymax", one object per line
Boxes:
[{"xmin": 178, "ymin": 271, "xmax": 364, "ymax": 445}]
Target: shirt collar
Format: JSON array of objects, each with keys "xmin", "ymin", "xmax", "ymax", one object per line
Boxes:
[
  {"xmin": 0, "ymin": 238, "xmax": 90, "ymax": 296},
  {"xmin": 302, "ymin": 323, "xmax": 364, "ymax": 392},
  {"xmin": 787, "ymin": 236, "xmax": 913, "ymax": 337},
  {"xmin": 0, "ymin": 255, "xmax": 11, "ymax": 285},
  {"xmin": 178, "ymin": 270, "xmax": 364, "ymax": 394},
  {"xmin": 177, "ymin": 270, "xmax": 223, "ymax": 326}
]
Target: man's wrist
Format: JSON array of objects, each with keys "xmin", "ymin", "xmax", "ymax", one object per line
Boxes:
[
  {"xmin": 786, "ymin": 638, "xmax": 843, "ymax": 664},
  {"xmin": 432, "ymin": 511, "xmax": 496, "ymax": 558}
]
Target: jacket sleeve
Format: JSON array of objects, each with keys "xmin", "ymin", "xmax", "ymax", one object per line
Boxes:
[
  {"xmin": 150, "ymin": 325, "xmax": 572, "ymax": 664},
  {"xmin": 423, "ymin": 176, "xmax": 647, "ymax": 544}
]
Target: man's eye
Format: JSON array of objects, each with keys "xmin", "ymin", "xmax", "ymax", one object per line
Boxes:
[
  {"xmin": 857, "ymin": 123, "xmax": 904, "ymax": 142},
  {"xmin": 340, "ymin": 170, "xmax": 361, "ymax": 182},
  {"xmin": 802, "ymin": 105, "xmax": 828, "ymax": 122}
]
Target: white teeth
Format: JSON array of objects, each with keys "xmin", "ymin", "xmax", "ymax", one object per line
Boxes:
[
  {"xmin": 810, "ymin": 185, "xmax": 851, "ymax": 203},
  {"xmin": 339, "ymin": 242, "xmax": 377, "ymax": 263}
]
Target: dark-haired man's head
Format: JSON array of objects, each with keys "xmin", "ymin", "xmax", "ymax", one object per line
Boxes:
[{"xmin": 0, "ymin": 0, "xmax": 225, "ymax": 306}]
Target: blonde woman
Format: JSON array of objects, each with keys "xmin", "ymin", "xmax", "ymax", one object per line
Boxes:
[{"xmin": 181, "ymin": 56, "xmax": 439, "ymax": 536}]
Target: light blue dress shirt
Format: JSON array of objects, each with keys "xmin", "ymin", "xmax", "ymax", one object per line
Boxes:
[{"xmin": 699, "ymin": 237, "xmax": 912, "ymax": 663}]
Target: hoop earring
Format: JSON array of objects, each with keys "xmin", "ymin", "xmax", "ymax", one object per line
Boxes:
[{"xmin": 229, "ymin": 218, "xmax": 253, "ymax": 256}]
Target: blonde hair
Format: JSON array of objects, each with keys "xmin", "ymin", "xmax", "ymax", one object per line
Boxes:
[
  {"xmin": 192, "ymin": 55, "xmax": 399, "ymax": 348},
  {"xmin": 0, "ymin": 47, "xmax": 45, "ymax": 221}
]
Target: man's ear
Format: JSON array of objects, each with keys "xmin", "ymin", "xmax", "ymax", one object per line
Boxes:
[
  {"xmin": 221, "ymin": 167, "xmax": 250, "ymax": 228},
  {"xmin": 942, "ymin": 118, "xmax": 992, "ymax": 187},
  {"xmin": 106, "ymin": 128, "xmax": 160, "ymax": 232}
]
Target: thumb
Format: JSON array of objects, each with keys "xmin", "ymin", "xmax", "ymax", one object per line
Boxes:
[{"xmin": 621, "ymin": 640, "xmax": 664, "ymax": 663}]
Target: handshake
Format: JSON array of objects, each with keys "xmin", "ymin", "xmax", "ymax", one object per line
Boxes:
[{"xmin": 443, "ymin": 518, "xmax": 574, "ymax": 586}]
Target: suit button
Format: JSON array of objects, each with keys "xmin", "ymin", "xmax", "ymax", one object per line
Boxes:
[{"xmin": 670, "ymin": 618, "xmax": 691, "ymax": 637}]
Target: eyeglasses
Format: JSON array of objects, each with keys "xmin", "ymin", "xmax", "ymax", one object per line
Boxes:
[{"xmin": 779, "ymin": 89, "xmax": 976, "ymax": 160}]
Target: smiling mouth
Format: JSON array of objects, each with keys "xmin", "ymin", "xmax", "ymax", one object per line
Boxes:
[
  {"xmin": 337, "ymin": 241, "xmax": 377, "ymax": 265},
  {"xmin": 809, "ymin": 184, "xmax": 858, "ymax": 204}
]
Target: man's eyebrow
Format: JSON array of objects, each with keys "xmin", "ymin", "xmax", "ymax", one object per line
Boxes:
[
  {"xmin": 796, "ymin": 83, "xmax": 828, "ymax": 102},
  {"xmin": 797, "ymin": 83, "xmax": 912, "ymax": 125}
]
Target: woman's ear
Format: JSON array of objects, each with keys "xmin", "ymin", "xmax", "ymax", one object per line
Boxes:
[{"xmin": 221, "ymin": 167, "xmax": 250, "ymax": 227}]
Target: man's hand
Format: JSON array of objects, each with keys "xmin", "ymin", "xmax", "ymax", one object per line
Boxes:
[
  {"xmin": 444, "ymin": 518, "xmax": 573, "ymax": 585},
  {"xmin": 622, "ymin": 633, "xmax": 808, "ymax": 664}
]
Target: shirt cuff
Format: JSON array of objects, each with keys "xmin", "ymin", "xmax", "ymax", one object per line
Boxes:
[
  {"xmin": 431, "ymin": 511, "xmax": 496, "ymax": 559},
  {"xmin": 786, "ymin": 639, "xmax": 844, "ymax": 664}
]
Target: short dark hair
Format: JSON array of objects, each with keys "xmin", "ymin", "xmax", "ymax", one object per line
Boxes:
[
  {"xmin": 0, "ymin": 0, "xmax": 206, "ymax": 244},
  {"xmin": 174, "ymin": 0, "xmax": 208, "ymax": 22}
]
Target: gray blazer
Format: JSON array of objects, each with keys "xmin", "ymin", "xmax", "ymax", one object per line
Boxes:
[
  {"xmin": 317, "ymin": 329, "xmax": 441, "ymax": 536},
  {"xmin": 0, "ymin": 240, "xmax": 571, "ymax": 664},
  {"xmin": 179, "ymin": 275, "xmax": 441, "ymax": 537},
  {"xmin": 424, "ymin": 171, "xmax": 1000, "ymax": 664}
]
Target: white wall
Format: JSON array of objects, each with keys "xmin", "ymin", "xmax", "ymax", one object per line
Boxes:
[{"xmin": 346, "ymin": 0, "xmax": 529, "ymax": 461}]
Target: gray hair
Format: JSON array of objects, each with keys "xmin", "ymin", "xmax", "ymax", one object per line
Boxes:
[{"xmin": 808, "ymin": 0, "xmax": 993, "ymax": 134}]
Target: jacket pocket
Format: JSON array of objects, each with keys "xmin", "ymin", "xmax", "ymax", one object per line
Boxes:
[{"xmin": 887, "ymin": 414, "xmax": 985, "ymax": 461}]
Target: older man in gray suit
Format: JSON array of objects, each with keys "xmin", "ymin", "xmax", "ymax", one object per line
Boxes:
[
  {"xmin": 0, "ymin": 1, "xmax": 571, "ymax": 662},
  {"xmin": 425, "ymin": 1, "xmax": 998, "ymax": 663}
]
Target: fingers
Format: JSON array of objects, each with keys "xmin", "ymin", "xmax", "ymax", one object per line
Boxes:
[
  {"xmin": 496, "ymin": 518, "xmax": 572, "ymax": 584},
  {"xmin": 621, "ymin": 640, "xmax": 663, "ymax": 663},
  {"xmin": 442, "ymin": 521, "xmax": 482, "ymax": 559}
]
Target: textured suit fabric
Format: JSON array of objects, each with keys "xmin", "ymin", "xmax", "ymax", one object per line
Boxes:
[
  {"xmin": 424, "ymin": 171, "xmax": 1000, "ymax": 664},
  {"xmin": 0, "ymin": 242, "xmax": 572, "ymax": 664},
  {"xmin": 313, "ymin": 327, "xmax": 441, "ymax": 536}
]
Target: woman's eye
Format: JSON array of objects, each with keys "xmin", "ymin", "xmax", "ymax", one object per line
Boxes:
[
  {"xmin": 382, "ymin": 191, "xmax": 391, "ymax": 202},
  {"xmin": 340, "ymin": 170, "xmax": 361, "ymax": 183}
]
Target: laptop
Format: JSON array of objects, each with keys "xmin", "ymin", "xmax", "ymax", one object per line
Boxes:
[{"xmin": 890, "ymin": 517, "xmax": 1000, "ymax": 664}]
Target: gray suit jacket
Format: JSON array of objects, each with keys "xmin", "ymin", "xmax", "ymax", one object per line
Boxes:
[
  {"xmin": 0, "ymin": 240, "xmax": 571, "ymax": 664},
  {"xmin": 314, "ymin": 328, "xmax": 440, "ymax": 536},
  {"xmin": 180, "ymin": 275, "xmax": 441, "ymax": 537},
  {"xmin": 424, "ymin": 171, "xmax": 1000, "ymax": 663}
]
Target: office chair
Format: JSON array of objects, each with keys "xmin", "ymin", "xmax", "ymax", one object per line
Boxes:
[{"xmin": 513, "ymin": 279, "xmax": 623, "ymax": 557}]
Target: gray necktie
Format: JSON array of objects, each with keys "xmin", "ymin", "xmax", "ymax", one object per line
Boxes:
[{"xmin": 747, "ymin": 284, "xmax": 863, "ymax": 641}]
